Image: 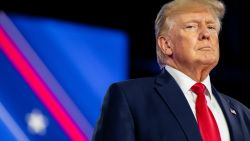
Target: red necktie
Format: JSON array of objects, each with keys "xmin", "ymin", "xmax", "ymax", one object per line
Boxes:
[{"xmin": 191, "ymin": 82, "xmax": 221, "ymax": 141}]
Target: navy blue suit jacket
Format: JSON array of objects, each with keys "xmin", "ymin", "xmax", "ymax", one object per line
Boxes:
[{"xmin": 92, "ymin": 69, "xmax": 250, "ymax": 141}]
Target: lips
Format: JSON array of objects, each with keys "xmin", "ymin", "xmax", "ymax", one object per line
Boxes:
[{"xmin": 198, "ymin": 46, "xmax": 211, "ymax": 50}]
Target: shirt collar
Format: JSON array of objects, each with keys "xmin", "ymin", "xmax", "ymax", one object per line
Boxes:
[{"xmin": 164, "ymin": 65, "xmax": 212, "ymax": 97}]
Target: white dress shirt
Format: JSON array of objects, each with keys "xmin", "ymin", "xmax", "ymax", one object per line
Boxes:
[{"xmin": 165, "ymin": 65, "xmax": 230, "ymax": 141}]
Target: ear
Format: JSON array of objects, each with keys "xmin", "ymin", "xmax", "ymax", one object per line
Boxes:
[{"xmin": 157, "ymin": 35, "xmax": 173, "ymax": 56}]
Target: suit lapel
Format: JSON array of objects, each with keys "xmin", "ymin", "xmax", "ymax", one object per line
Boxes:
[
  {"xmin": 154, "ymin": 69, "xmax": 202, "ymax": 141},
  {"xmin": 212, "ymin": 87, "xmax": 244, "ymax": 141}
]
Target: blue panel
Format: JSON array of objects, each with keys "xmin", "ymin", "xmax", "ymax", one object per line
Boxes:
[
  {"xmin": 0, "ymin": 51, "xmax": 70, "ymax": 141},
  {"xmin": 0, "ymin": 13, "xmax": 128, "ymax": 140},
  {"xmin": 0, "ymin": 116, "xmax": 16, "ymax": 141}
]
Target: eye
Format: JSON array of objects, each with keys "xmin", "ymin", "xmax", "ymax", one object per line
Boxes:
[
  {"xmin": 186, "ymin": 25, "xmax": 196, "ymax": 29},
  {"xmin": 184, "ymin": 24, "xmax": 198, "ymax": 31},
  {"xmin": 207, "ymin": 25, "xmax": 217, "ymax": 31},
  {"xmin": 208, "ymin": 26, "xmax": 215, "ymax": 29}
]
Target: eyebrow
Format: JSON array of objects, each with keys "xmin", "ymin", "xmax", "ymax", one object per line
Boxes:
[{"xmin": 183, "ymin": 19, "xmax": 217, "ymax": 24}]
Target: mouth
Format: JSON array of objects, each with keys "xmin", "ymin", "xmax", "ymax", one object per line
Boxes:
[{"xmin": 198, "ymin": 46, "xmax": 212, "ymax": 51}]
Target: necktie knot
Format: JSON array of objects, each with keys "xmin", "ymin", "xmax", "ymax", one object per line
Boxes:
[{"xmin": 191, "ymin": 82, "xmax": 206, "ymax": 95}]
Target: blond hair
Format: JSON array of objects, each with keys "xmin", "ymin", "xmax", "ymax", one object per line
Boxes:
[{"xmin": 154, "ymin": 0, "xmax": 225, "ymax": 68}]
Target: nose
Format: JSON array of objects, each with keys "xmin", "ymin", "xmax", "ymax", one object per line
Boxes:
[{"xmin": 198, "ymin": 26, "xmax": 210, "ymax": 40}]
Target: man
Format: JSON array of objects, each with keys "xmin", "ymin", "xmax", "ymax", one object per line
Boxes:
[{"xmin": 92, "ymin": 0, "xmax": 250, "ymax": 141}]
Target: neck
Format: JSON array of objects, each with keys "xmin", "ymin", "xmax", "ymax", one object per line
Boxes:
[
  {"xmin": 181, "ymin": 67, "xmax": 210, "ymax": 82},
  {"xmin": 166, "ymin": 63, "xmax": 214, "ymax": 82}
]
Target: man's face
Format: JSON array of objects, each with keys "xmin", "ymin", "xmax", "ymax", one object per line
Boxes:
[{"xmin": 167, "ymin": 11, "xmax": 220, "ymax": 70}]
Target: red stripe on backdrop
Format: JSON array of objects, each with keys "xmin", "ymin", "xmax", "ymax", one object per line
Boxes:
[{"xmin": 0, "ymin": 27, "xmax": 88, "ymax": 141}]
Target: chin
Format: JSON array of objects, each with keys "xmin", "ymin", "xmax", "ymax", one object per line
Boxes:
[
  {"xmin": 200, "ymin": 54, "xmax": 218, "ymax": 63},
  {"xmin": 199, "ymin": 58, "xmax": 218, "ymax": 67}
]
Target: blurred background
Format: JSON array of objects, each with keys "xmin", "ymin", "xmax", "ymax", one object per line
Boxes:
[{"xmin": 1, "ymin": 0, "xmax": 249, "ymax": 140}]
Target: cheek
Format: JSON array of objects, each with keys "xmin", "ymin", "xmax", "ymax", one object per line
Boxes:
[
  {"xmin": 171, "ymin": 32, "xmax": 198, "ymax": 55},
  {"xmin": 174, "ymin": 34, "xmax": 195, "ymax": 47},
  {"xmin": 211, "ymin": 35, "xmax": 219, "ymax": 45},
  {"xmin": 173, "ymin": 36, "xmax": 196, "ymax": 55},
  {"xmin": 179, "ymin": 38, "xmax": 197, "ymax": 53},
  {"xmin": 173, "ymin": 41, "xmax": 193, "ymax": 60},
  {"xmin": 212, "ymin": 39, "xmax": 220, "ymax": 54},
  {"xmin": 180, "ymin": 33, "xmax": 197, "ymax": 45}
]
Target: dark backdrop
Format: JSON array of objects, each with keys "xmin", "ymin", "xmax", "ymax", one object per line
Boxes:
[{"xmin": 1, "ymin": 0, "xmax": 249, "ymax": 107}]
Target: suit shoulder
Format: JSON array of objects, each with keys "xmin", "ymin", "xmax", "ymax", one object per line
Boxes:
[
  {"xmin": 221, "ymin": 94, "xmax": 250, "ymax": 113},
  {"xmin": 113, "ymin": 77, "xmax": 155, "ymax": 88},
  {"xmin": 107, "ymin": 77, "xmax": 155, "ymax": 98}
]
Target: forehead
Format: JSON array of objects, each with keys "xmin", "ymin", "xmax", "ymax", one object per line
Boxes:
[{"xmin": 172, "ymin": 11, "xmax": 217, "ymax": 23}]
